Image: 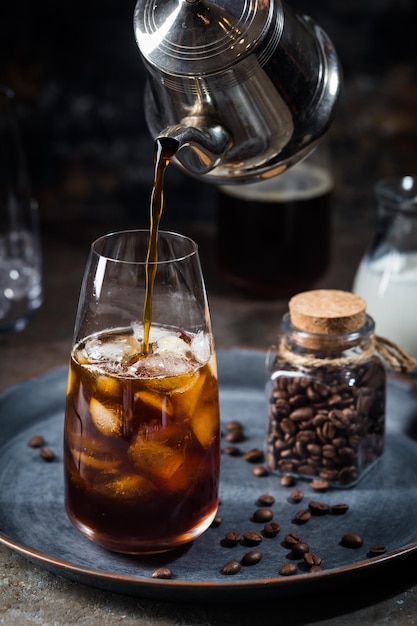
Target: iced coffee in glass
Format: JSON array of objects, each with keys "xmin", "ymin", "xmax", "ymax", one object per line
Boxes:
[{"xmin": 63, "ymin": 230, "xmax": 221, "ymax": 554}]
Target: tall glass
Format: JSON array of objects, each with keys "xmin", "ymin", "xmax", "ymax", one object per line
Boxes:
[{"xmin": 63, "ymin": 230, "xmax": 221, "ymax": 554}]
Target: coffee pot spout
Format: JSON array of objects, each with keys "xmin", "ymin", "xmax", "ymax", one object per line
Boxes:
[{"xmin": 158, "ymin": 119, "xmax": 232, "ymax": 176}]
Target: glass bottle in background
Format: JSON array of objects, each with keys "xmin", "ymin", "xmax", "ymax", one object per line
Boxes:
[
  {"xmin": 353, "ymin": 176, "xmax": 417, "ymax": 359},
  {"xmin": 0, "ymin": 86, "xmax": 42, "ymax": 333},
  {"xmin": 216, "ymin": 142, "xmax": 334, "ymax": 299}
]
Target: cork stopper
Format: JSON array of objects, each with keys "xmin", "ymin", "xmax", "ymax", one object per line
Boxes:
[{"xmin": 289, "ymin": 290, "xmax": 367, "ymax": 335}]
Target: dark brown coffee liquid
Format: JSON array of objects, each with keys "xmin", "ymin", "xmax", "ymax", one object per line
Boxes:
[
  {"xmin": 142, "ymin": 137, "xmax": 179, "ymax": 352},
  {"xmin": 217, "ymin": 167, "xmax": 333, "ymax": 299}
]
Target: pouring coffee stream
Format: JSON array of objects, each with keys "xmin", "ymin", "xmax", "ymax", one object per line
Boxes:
[
  {"xmin": 134, "ymin": 0, "xmax": 342, "ymax": 184},
  {"xmin": 142, "ymin": 137, "xmax": 179, "ymax": 354}
]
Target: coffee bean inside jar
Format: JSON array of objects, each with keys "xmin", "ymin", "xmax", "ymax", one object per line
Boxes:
[{"xmin": 266, "ymin": 289, "xmax": 386, "ymax": 487}]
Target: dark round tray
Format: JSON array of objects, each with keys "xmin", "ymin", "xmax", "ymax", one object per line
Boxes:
[{"xmin": 1, "ymin": 348, "xmax": 417, "ymax": 603}]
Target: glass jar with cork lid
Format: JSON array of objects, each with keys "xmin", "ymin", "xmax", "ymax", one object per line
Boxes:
[{"xmin": 266, "ymin": 289, "xmax": 386, "ymax": 487}]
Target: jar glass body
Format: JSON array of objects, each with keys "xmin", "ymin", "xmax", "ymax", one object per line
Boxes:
[
  {"xmin": 353, "ymin": 176, "xmax": 417, "ymax": 361},
  {"xmin": 266, "ymin": 314, "xmax": 386, "ymax": 487}
]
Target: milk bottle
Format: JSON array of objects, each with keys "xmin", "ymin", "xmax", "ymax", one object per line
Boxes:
[{"xmin": 353, "ymin": 176, "xmax": 417, "ymax": 359}]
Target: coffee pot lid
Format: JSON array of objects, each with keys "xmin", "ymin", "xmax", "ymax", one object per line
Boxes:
[{"xmin": 133, "ymin": 0, "xmax": 277, "ymax": 75}]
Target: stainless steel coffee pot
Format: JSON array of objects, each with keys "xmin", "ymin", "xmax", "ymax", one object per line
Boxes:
[{"xmin": 133, "ymin": 0, "xmax": 342, "ymax": 184}]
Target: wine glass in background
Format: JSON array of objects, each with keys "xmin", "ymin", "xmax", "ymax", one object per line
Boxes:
[
  {"xmin": 0, "ymin": 86, "xmax": 42, "ymax": 334},
  {"xmin": 63, "ymin": 229, "xmax": 221, "ymax": 554}
]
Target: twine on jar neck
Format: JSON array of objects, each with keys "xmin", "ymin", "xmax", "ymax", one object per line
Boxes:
[
  {"xmin": 274, "ymin": 335, "xmax": 417, "ymax": 375},
  {"xmin": 276, "ymin": 335, "xmax": 377, "ymax": 369},
  {"xmin": 375, "ymin": 335, "xmax": 417, "ymax": 375}
]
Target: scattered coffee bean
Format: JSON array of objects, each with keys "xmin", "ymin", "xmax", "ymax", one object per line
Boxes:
[
  {"xmin": 368, "ymin": 545, "xmax": 387, "ymax": 557},
  {"xmin": 241, "ymin": 551, "xmax": 263, "ymax": 566},
  {"xmin": 279, "ymin": 563, "xmax": 298, "ymax": 576},
  {"xmin": 221, "ymin": 531, "xmax": 241, "ymax": 547},
  {"xmin": 242, "ymin": 448, "xmax": 264, "ymax": 463},
  {"xmin": 28, "ymin": 435, "xmax": 45, "ymax": 448},
  {"xmin": 263, "ymin": 522, "xmax": 281, "ymax": 538},
  {"xmin": 226, "ymin": 420, "xmax": 243, "ymax": 432},
  {"xmin": 284, "ymin": 532, "xmax": 302, "ymax": 548},
  {"xmin": 309, "ymin": 565, "xmax": 323, "ymax": 573},
  {"xmin": 252, "ymin": 508, "xmax": 274, "ymax": 523},
  {"xmin": 224, "ymin": 445, "xmax": 241, "ymax": 456},
  {"xmin": 242, "ymin": 531, "xmax": 263, "ymax": 546},
  {"xmin": 253, "ymin": 465, "xmax": 269, "ymax": 477},
  {"xmin": 289, "ymin": 489, "xmax": 304, "ymax": 503},
  {"xmin": 293, "ymin": 509, "xmax": 311, "ymax": 524},
  {"xmin": 330, "ymin": 503, "xmax": 349, "ymax": 515},
  {"xmin": 291, "ymin": 541, "xmax": 310, "ymax": 558},
  {"xmin": 39, "ymin": 448, "xmax": 56, "ymax": 462},
  {"xmin": 310, "ymin": 479, "xmax": 330, "ymax": 492},
  {"xmin": 303, "ymin": 552, "xmax": 322, "ymax": 567},
  {"xmin": 221, "ymin": 560, "xmax": 241, "ymax": 575},
  {"xmin": 280, "ymin": 475, "xmax": 296, "ymax": 487},
  {"xmin": 308, "ymin": 501, "xmax": 330, "ymax": 516},
  {"xmin": 151, "ymin": 567, "xmax": 173, "ymax": 579},
  {"xmin": 340, "ymin": 533, "xmax": 364, "ymax": 549},
  {"xmin": 225, "ymin": 430, "xmax": 244, "ymax": 443},
  {"xmin": 256, "ymin": 494, "xmax": 275, "ymax": 507},
  {"xmin": 225, "ymin": 421, "xmax": 245, "ymax": 443},
  {"xmin": 210, "ymin": 515, "xmax": 223, "ymax": 528}
]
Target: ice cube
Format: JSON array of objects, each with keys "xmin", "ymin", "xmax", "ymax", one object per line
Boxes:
[
  {"xmin": 131, "ymin": 321, "xmax": 144, "ymax": 342},
  {"xmin": 172, "ymin": 369, "xmax": 206, "ymax": 416},
  {"xmin": 131, "ymin": 352, "xmax": 190, "ymax": 378},
  {"xmin": 154, "ymin": 334, "xmax": 191, "ymax": 357},
  {"xmin": 207, "ymin": 354, "xmax": 218, "ymax": 378},
  {"xmin": 135, "ymin": 390, "xmax": 174, "ymax": 418},
  {"xmin": 128, "ymin": 436, "xmax": 185, "ymax": 481},
  {"xmin": 83, "ymin": 336, "xmax": 123, "ymax": 363},
  {"xmin": 191, "ymin": 331, "xmax": 211, "ymax": 364},
  {"xmin": 134, "ymin": 355, "xmax": 199, "ymax": 396},
  {"xmin": 163, "ymin": 461, "xmax": 192, "ymax": 494},
  {"xmin": 191, "ymin": 405, "xmax": 219, "ymax": 447},
  {"xmin": 95, "ymin": 374, "xmax": 121, "ymax": 398},
  {"xmin": 131, "ymin": 322, "xmax": 176, "ymax": 345},
  {"xmin": 67, "ymin": 431, "xmax": 116, "ymax": 460},
  {"xmin": 83, "ymin": 333, "xmax": 141, "ymax": 365},
  {"xmin": 90, "ymin": 397, "xmax": 122, "ymax": 436},
  {"xmin": 70, "ymin": 447, "xmax": 122, "ymax": 472},
  {"xmin": 66, "ymin": 367, "xmax": 76, "ymax": 396},
  {"xmin": 96, "ymin": 473, "xmax": 155, "ymax": 500}
]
